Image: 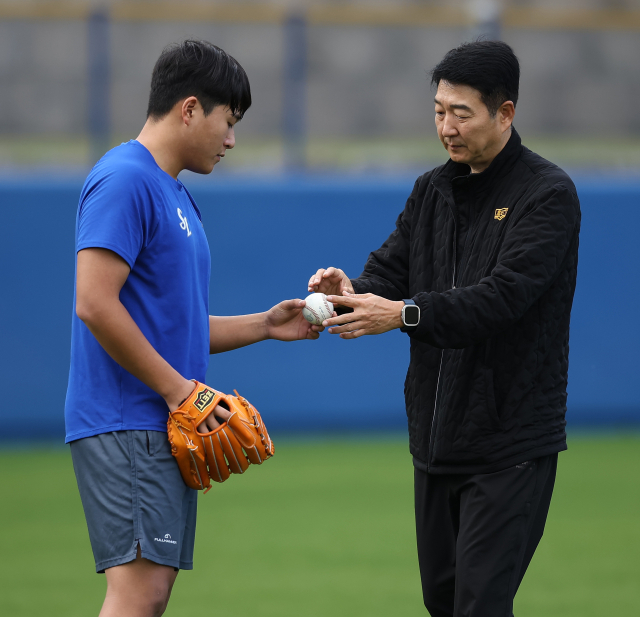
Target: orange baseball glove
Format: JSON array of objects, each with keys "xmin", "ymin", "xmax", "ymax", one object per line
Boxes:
[{"xmin": 167, "ymin": 381, "xmax": 274, "ymax": 493}]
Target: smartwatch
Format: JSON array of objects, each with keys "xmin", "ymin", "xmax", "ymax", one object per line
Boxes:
[{"xmin": 401, "ymin": 299, "xmax": 420, "ymax": 330}]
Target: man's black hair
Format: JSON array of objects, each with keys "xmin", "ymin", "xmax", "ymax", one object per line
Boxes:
[
  {"xmin": 147, "ymin": 40, "xmax": 251, "ymax": 120},
  {"xmin": 431, "ymin": 41, "xmax": 519, "ymax": 116}
]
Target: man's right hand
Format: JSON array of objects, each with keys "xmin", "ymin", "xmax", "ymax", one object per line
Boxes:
[{"xmin": 308, "ymin": 267, "xmax": 354, "ymax": 296}]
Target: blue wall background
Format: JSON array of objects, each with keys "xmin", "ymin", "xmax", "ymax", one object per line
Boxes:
[{"xmin": 1, "ymin": 176, "xmax": 638, "ymax": 441}]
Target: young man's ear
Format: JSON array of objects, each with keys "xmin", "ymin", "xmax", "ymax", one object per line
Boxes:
[{"xmin": 181, "ymin": 97, "xmax": 199, "ymax": 126}]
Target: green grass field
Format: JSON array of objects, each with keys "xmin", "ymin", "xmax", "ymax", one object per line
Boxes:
[
  {"xmin": 3, "ymin": 135, "xmax": 640, "ymax": 173},
  {"xmin": 1, "ymin": 434, "xmax": 638, "ymax": 616}
]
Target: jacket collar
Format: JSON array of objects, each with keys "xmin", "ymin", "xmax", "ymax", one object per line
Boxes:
[{"xmin": 432, "ymin": 127, "xmax": 523, "ymax": 200}]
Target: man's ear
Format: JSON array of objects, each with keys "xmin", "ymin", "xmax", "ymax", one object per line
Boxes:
[
  {"xmin": 499, "ymin": 101, "xmax": 515, "ymax": 130},
  {"xmin": 180, "ymin": 96, "xmax": 199, "ymax": 126}
]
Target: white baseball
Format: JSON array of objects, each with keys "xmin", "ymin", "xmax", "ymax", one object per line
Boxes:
[{"xmin": 302, "ymin": 293, "xmax": 334, "ymax": 325}]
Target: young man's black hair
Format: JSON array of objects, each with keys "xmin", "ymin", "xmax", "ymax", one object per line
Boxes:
[
  {"xmin": 431, "ymin": 40, "xmax": 520, "ymax": 116},
  {"xmin": 147, "ymin": 39, "xmax": 252, "ymax": 120}
]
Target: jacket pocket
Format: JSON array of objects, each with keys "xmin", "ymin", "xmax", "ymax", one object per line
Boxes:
[{"xmin": 481, "ymin": 366, "xmax": 503, "ymax": 431}]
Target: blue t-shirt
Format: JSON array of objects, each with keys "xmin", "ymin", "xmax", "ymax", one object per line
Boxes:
[{"xmin": 65, "ymin": 141, "xmax": 211, "ymax": 443}]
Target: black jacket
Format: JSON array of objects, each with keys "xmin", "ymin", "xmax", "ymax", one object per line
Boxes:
[{"xmin": 352, "ymin": 130, "xmax": 580, "ymax": 474}]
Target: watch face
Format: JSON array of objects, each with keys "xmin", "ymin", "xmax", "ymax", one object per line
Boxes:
[{"xmin": 404, "ymin": 305, "xmax": 420, "ymax": 327}]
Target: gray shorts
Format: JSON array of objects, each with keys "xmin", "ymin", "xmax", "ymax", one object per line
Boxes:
[{"xmin": 70, "ymin": 430, "xmax": 198, "ymax": 573}]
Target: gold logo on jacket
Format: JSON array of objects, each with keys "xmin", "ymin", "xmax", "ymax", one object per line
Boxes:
[{"xmin": 494, "ymin": 208, "xmax": 509, "ymax": 220}]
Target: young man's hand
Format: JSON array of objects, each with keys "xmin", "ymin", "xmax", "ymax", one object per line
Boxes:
[
  {"xmin": 165, "ymin": 379, "xmax": 232, "ymax": 432},
  {"xmin": 308, "ymin": 267, "xmax": 354, "ymax": 296},
  {"xmin": 265, "ymin": 299, "xmax": 325, "ymax": 341},
  {"xmin": 163, "ymin": 379, "xmax": 199, "ymax": 413},
  {"xmin": 197, "ymin": 404, "xmax": 233, "ymax": 432}
]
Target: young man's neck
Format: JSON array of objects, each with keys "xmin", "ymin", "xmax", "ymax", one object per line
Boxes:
[{"xmin": 136, "ymin": 118, "xmax": 184, "ymax": 179}]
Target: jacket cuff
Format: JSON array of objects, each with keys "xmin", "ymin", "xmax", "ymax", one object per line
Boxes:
[{"xmin": 406, "ymin": 292, "xmax": 435, "ymax": 343}]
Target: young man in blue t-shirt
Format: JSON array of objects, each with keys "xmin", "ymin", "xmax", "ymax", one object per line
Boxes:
[{"xmin": 65, "ymin": 40, "xmax": 322, "ymax": 616}]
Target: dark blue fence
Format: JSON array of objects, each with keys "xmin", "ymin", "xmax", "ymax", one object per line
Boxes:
[{"xmin": 1, "ymin": 175, "xmax": 638, "ymax": 441}]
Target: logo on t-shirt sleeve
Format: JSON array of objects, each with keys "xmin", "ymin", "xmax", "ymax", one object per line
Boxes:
[{"xmin": 177, "ymin": 208, "xmax": 192, "ymax": 237}]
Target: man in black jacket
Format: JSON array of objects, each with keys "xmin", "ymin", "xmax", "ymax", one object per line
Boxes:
[{"xmin": 308, "ymin": 41, "xmax": 580, "ymax": 617}]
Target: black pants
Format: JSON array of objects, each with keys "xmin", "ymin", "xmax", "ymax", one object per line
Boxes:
[{"xmin": 414, "ymin": 455, "xmax": 557, "ymax": 617}]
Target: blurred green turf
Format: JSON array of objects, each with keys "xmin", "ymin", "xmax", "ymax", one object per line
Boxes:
[
  {"xmin": 0, "ymin": 434, "xmax": 638, "ymax": 616},
  {"xmin": 2, "ymin": 135, "xmax": 640, "ymax": 173}
]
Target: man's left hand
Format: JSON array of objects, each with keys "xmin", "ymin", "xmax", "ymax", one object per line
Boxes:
[
  {"xmin": 324, "ymin": 292, "xmax": 404, "ymax": 339},
  {"xmin": 265, "ymin": 299, "xmax": 324, "ymax": 341}
]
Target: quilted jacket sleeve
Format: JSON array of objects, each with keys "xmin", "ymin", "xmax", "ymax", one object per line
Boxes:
[
  {"xmin": 410, "ymin": 181, "xmax": 580, "ymax": 349},
  {"xmin": 350, "ymin": 178, "xmax": 420, "ymax": 300}
]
